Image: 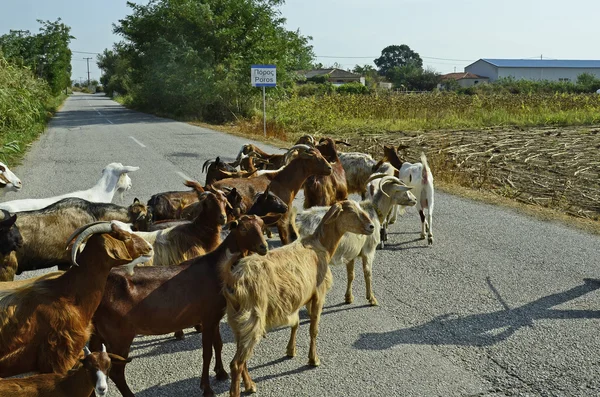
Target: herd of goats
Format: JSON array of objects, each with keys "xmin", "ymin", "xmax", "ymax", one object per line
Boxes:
[{"xmin": 0, "ymin": 135, "xmax": 435, "ymax": 397}]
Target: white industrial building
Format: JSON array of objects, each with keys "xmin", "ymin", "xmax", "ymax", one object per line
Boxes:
[{"xmin": 465, "ymin": 59, "xmax": 600, "ymax": 83}]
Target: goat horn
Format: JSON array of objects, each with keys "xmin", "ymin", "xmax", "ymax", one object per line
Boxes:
[
  {"xmin": 284, "ymin": 144, "xmax": 312, "ymax": 164},
  {"xmin": 0, "ymin": 209, "xmax": 9, "ymax": 220},
  {"xmin": 378, "ymin": 175, "xmax": 402, "ymax": 197},
  {"xmin": 201, "ymin": 159, "xmax": 215, "ymax": 173},
  {"xmin": 68, "ymin": 222, "xmax": 115, "ymax": 267},
  {"xmin": 365, "ymin": 172, "xmax": 393, "ymax": 185},
  {"xmin": 101, "ymin": 344, "xmax": 107, "ymax": 353},
  {"xmin": 83, "ymin": 346, "xmax": 91, "ymax": 357}
]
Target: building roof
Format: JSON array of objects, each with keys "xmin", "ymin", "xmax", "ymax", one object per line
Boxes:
[
  {"xmin": 476, "ymin": 59, "xmax": 600, "ymax": 69},
  {"xmin": 301, "ymin": 68, "xmax": 361, "ymax": 79},
  {"xmin": 441, "ymin": 72, "xmax": 487, "ymax": 80}
]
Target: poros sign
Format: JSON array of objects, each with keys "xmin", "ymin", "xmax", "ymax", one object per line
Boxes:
[{"xmin": 251, "ymin": 65, "xmax": 276, "ymax": 87}]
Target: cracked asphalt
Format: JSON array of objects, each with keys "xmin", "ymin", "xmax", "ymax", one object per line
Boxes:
[{"xmin": 3, "ymin": 93, "xmax": 600, "ymax": 397}]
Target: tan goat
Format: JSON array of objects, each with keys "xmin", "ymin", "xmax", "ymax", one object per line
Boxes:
[{"xmin": 221, "ymin": 200, "xmax": 375, "ymax": 397}]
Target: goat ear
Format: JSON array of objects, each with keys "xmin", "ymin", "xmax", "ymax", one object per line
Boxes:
[
  {"xmin": 133, "ymin": 198, "xmax": 140, "ymax": 204},
  {"xmin": 323, "ymin": 203, "xmax": 342, "ymax": 225},
  {"xmin": 107, "ymin": 353, "xmax": 131, "ymax": 364},
  {"xmin": 105, "ymin": 237, "xmax": 133, "ymax": 262}
]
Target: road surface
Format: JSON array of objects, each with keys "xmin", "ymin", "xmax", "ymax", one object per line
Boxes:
[{"xmin": 3, "ymin": 93, "xmax": 600, "ymax": 397}]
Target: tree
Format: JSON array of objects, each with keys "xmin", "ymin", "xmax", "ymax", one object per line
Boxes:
[
  {"xmin": 387, "ymin": 65, "xmax": 440, "ymax": 91},
  {"xmin": 106, "ymin": 0, "xmax": 314, "ymax": 121},
  {"xmin": 374, "ymin": 44, "xmax": 423, "ymax": 77},
  {"xmin": 0, "ymin": 19, "xmax": 73, "ymax": 95}
]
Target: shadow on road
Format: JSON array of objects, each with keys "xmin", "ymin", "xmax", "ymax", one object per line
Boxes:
[
  {"xmin": 136, "ymin": 376, "xmax": 230, "ymax": 397},
  {"xmin": 353, "ymin": 278, "xmax": 600, "ymax": 349}
]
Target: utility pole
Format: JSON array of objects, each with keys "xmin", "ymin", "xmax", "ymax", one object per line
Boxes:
[{"xmin": 83, "ymin": 57, "xmax": 92, "ymax": 87}]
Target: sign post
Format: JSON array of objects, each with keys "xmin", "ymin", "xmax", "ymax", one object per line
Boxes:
[{"xmin": 251, "ymin": 65, "xmax": 276, "ymax": 137}]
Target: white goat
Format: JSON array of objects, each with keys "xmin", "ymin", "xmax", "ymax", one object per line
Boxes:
[
  {"xmin": 294, "ymin": 176, "xmax": 416, "ymax": 305},
  {"xmin": 0, "ymin": 163, "xmax": 137, "ymax": 213},
  {"xmin": 0, "ymin": 162, "xmax": 22, "ymax": 195},
  {"xmin": 387, "ymin": 153, "xmax": 435, "ymax": 245}
]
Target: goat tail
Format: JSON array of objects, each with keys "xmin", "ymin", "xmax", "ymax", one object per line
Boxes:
[
  {"xmin": 420, "ymin": 152, "xmax": 431, "ymax": 185},
  {"xmin": 183, "ymin": 180, "xmax": 204, "ymax": 192}
]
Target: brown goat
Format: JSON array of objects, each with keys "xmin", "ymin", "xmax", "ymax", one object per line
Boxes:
[
  {"xmin": 147, "ymin": 180, "xmax": 204, "ymax": 221},
  {"xmin": 4, "ymin": 198, "xmax": 150, "ymax": 281},
  {"xmin": 0, "ymin": 222, "xmax": 153, "ymax": 377},
  {"xmin": 303, "ymin": 137, "xmax": 349, "ymax": 209},
  {"xmin": 0, "ymin": 346, "xmax": 129, "ymax": 397},
  {"xmin": 147, "ymin": 186, "xmax": 288, "ymax": 232},
  {"xmin": 235, "ymin": 144, "xmax": 287, "ymax": 170},
  {"xmin": 134, "ymin": 190, "xmax": 228, "ymax": 267},
  {"xmin": 214, "ymin": 145, "xmax": 332, "ymax": 244},
  {"xmin": 222, "ymin": 201, "xmax": 375, "ymax": 397},
  {"xmin": 148, "ymin": 180, "xmax": 242, "ymax": 222},
  {"xmin": 90, "ymin": 216, "xmax": 268, "ymax": 397}
]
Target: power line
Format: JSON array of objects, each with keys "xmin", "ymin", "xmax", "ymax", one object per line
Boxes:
[
  {"xmin": 72, "ymin": 50, "xmax": 101, "ymax": 55},
  {"xmin": 316, "ymin": 55, "xmax": 475, "ymax": 62}
]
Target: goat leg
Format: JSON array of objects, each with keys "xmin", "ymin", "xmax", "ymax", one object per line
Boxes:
[
  {"xmin": 344, "ymin": 259, "xmax": 355, "ymax": 304},
  {"xmin": 419, "ymin": 210, "xmax": 426, "ymax": 240},
  {"xmin": 213, "ymin": 325, "xmax": 228, "ymax": 381},
  {"xmin": 308, "ymin": 297, "xmax": 324, "ymax": 367},
  {"xmin": 200, "ymin": 326, "xmax": 216, "ymax": 396},
  {"xmin": 361, "ymin": 254, "xmax": 378, "ymax": 306},
  {"xmin": 286, "ymin": 313, "xmax": 300, "ymax": 357}
]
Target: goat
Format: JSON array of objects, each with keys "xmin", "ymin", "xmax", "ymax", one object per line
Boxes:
[
  {"xmin": 147, "ymin": 186, "xmax": 287, "ymax": 232},
  {"xmin": 90, "ymin": 215, "xmax": 268, "ymax": 397},
  {"xmin": 384, "ymin": 146, "xmax": 435, "ymax": 245},
  {"xmin": 303, "ymin": 137, "xmax": 349, "ymax": 209},
  {"xmin": 2, "ymin": 198, "xmax": 150, "ymax": 281},
  {"xmin": 234, "ymin": 144, "xmax": 287, "ymax": 170},
  {"xmin": 0, "ymin": 345, "xmax": 128, "ymax": 397},
  {"xmin": 338, "ymin": 152, "xmax": 380, "ymax": 198},
  {"xmin": 0, "ymin": 210, "xmax": 22, "ymax": 282},
  {"xmin": 0, "ymin": 162, "xmax": 22, "ymax": 195},
  {"xmin": 0, "ymin": 162, "xmax": 138, "ymax": 213},
  {"xmin": 294, "ymin": 176, "xmax": 416, "ymax": 305},
  {"xmin": 214, "ymin": 145, "xmax": 332, "ymax": 244},
  {"xmin": 180, "ymin": 185, "xmax": 244, "ymax": 223},
  {"xmin": 202, "ymin": 157, "xmax": 258, "ymax": 185},
  {"xmin": 147, "ymin": 180, "xmax": 204, "ymax": 221},
  {"xmin": 221, "ymin": 201, "xmax": 374, "ymax": 397},
  {"xmin": 0, "ymin": 221, "xmax": 153, "ymax": 377},
  {"xmin": 148, "ymin": 180, "xmax": 241, "ymax": 222},
  {"xmin": 133, "ymin": 190, "xmax": 228, "ymax": 267}
]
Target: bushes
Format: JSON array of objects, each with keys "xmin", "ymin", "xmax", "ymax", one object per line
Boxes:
[{"xmin": 0, "ymin": 54, "xmax": 63, "ymax": 164}]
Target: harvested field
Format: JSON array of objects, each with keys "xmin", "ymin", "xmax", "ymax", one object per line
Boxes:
[{"xmin": 339, "ymin": 125, "xmax": 600, "ymax": 221}]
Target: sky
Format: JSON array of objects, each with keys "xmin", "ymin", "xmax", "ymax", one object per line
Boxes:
[{"xmin": 1, "ymin": 0, "xmax": 599, "ymax": 82}]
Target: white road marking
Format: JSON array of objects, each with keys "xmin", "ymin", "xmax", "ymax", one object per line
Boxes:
[
  {"xmin": 129, "ymin": 136, "xmax": 146, "ymax": 148},
  {"xmin": 177, "ymin": 172, "xmax": 192, "ymax": 181},
  {"xmin": 105, "ymin": 118, "xmax": 114, "ymax": 125}
]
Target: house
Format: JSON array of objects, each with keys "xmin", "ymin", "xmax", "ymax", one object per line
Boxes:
[
  {"xmin": 298, "ymin": 69, "xmax": 365, "ymax": 86},
  {"xmin": 440, "ymin": 72, "xmax": 488, "ymax": 88},
  {"xmin": 465, "ymin": 59, "xmax": 600, "ymax": 83}
]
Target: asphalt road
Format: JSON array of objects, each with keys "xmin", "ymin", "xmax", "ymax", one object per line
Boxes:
[{"xmin": 3, "ymin": 93, "xmax": 600, "ymax": 397}]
